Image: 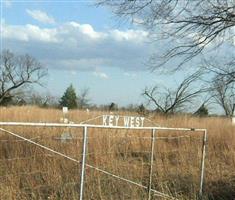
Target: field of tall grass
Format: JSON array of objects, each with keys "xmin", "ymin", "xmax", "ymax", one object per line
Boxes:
[{"xmin": 0, "ymin": 106, "xmax": 234, "ymax": 200}]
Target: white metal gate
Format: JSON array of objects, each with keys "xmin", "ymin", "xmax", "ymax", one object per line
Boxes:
[{"xmin": 0, "ymin": 120, "xmax": 207, "ymax": 200}]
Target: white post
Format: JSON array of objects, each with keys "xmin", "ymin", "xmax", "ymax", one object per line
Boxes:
[
  {"xmin": 62, "ymin": 107, "xmax": 68, "ymax": 123},
  {"xmin": 199, "ymin": 130, "xmax": 207, "ymax": 200},
  {"xmin": 80, "ymin": 126, "xmax": 88, "ymax": 200},
  {"xmin": 148, "ymin": 129, "xmax": 156, "ymax": 200}
]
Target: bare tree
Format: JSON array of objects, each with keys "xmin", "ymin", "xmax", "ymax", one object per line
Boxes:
[
  {"xmin": 143, "ymin": 72, "xmax": 205, "ymax": 113},
  {"xmin": 28, "ymin": 92, "xmax": 58, "ymax": 107},
  {"xmin": 109, "ymin": 102, "xmax": 118, "ymax": 111},
  {"xmin": 0, "ymin": 50, "xmax": 47, "ymax": 105},
  {"xmin": 202, "ymin": 57, "xmax": 235, "ymax": 84},
  {"xmin": 78, "ymin": 88, "xmax": 90, "ymax": 109},
  {"xmin": 98, "ymin": 0, "xmax": 235, "ymax": 70},
  {"xmin": 211, "ymin": 74, "xmax": 235, "ymax": 116}
]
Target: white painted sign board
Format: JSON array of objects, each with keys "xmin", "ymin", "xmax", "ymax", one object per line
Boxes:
[
  {"xmin": 62, "ymin": 107, "xmax": 68, "ymax": 114},
  {"xmin": 102, "ymin": 115, "xmax": 145, "ymax": 127}
]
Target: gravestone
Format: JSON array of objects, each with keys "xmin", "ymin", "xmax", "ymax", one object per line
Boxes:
[{"xmin": 60, "ymin": 132, "xmax": 73, "ymax": 143}]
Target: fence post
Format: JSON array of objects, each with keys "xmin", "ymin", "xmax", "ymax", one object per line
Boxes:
[
  {"xmin": 79, "ymin": 126, "xmax": 88, "ymax": 200},
  {"xmin": 148, "ymin": 129, "xmax": 156, "ymax": 200},
  {"xmin": 199, "ymin": 130, "xmax": 207, "ymax": 200}
]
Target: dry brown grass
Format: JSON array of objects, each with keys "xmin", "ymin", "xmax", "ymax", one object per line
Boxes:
[{"xmin": 0, "ymin": 106, "xmax": 234, "ymax": 200}]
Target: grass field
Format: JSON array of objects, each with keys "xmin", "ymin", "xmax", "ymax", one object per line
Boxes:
[{"xmin": 0, "ymin": 106, "xmax": 234, "ymax": 200}]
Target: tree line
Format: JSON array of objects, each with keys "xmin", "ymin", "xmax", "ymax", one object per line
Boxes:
[{"xmin": 1, "ymin": 49, "xmax": 234, "ymax": 116}]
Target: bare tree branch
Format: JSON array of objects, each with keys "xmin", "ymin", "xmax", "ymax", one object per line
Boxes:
[
  {"xmin": 78, "ymin": 88, "xmax": 90, "ymax": 109},
  {"xmin": 0, "ymin": 50, "xmax": 47, "ymax": 105},
  {"xmin": 98, "ymin": 0, "xmax": 235, "ymax": 71},
  {"xmin": 211, "ymin": 74, "xmax": 235, "ymax": 116},
  {"xmin": 202, "ymin": 57, "xmax": 235, "ymax": 84},
  {"xmin": 143, "ymin": 71, "xmax": 206, "ymax": 113}
]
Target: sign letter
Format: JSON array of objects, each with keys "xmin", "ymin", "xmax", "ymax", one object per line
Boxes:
[
  {"xmin": 109, "ymin": 115, "xmax": 114, "ymax": 126},
  {"xmin": 103, "ymin": 115, "xmax": 108, "ymax": 126},
  {"xmin": 140, "ymin": 117, "xmax": 145, "ymax": 127},
  {"xmin": 124, "ymin": 116, "xmax": 130, "ymax": 127},
  {"xmin": 114, "ymin": 115, "xmax": 119, "ymax": 126},
  {"xmin": 130, "ymin": 117, "xmax": 135, "ymax": 127}
]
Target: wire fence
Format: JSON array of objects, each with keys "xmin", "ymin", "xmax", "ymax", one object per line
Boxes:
[{"xmin": 0, "ymin": 122, "xmax": 207, "ymax": 200}]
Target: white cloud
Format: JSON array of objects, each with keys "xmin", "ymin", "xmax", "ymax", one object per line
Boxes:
[
  {"xmin": 26, "ymin": 9, "xmax": 55, "ymax": 24},
  {"xmin": 93, "ymin": 72, "xmax": 109, "ymax": 79},
  {"xmin": 2, "ymin": 23, "xmax": 58, "ymax": 42},
  {"xmin": 69, "ymin": 21, "xmax": 105, "ymax": 39},
  {"xmin": 2, "ymin": 21, "xmax": 149, "ymax": 44},
  {"xmin": 110, "ymin": 29, "xmax": 148, "ymax": 42},
  {"xmin": 2, "ymin": 21, "xmax": 153, "ymax": 72},
  {"xmin": 25, "ymin": 24, "xmax": 58, "ymax": 42},
  {"xmin": 2, "ymin": 24, "xmax": 28, "ymax": 41}
]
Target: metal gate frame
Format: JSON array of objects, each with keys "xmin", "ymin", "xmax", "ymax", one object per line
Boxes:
[{"xmin": 0, "ymin": 122, "xmax": 207, "ymax": 200}]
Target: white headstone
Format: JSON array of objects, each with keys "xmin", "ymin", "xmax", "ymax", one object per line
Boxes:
[
  {"xmin": 60, "ymin": 132, "xmax": 72, "ymax": 143},
  {"xmin": 62, "ymin": 107, "xmax": 68, "ymax": 114}
]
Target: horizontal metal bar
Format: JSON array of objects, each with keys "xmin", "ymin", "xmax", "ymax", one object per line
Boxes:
[{"xmin": 0, "ymin": 122, "xmax": 206, "ymax": 132}]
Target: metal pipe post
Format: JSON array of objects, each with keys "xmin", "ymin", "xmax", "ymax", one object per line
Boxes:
[
  {"xmin": 148, "ymin": 129, "xmax": 156, "ymax": 200},
  {"xmin": 80, "ymin": 126, "xmax": 88, "ymax": 200},
  {"xmin": 199, "ymin": 130, "xmax": 207, "ymax": 200}
]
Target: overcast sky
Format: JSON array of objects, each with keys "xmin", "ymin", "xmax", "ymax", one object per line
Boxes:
[{"xmin": 1, "ymin": 0, "xmax": 233, "ymax": 111}]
